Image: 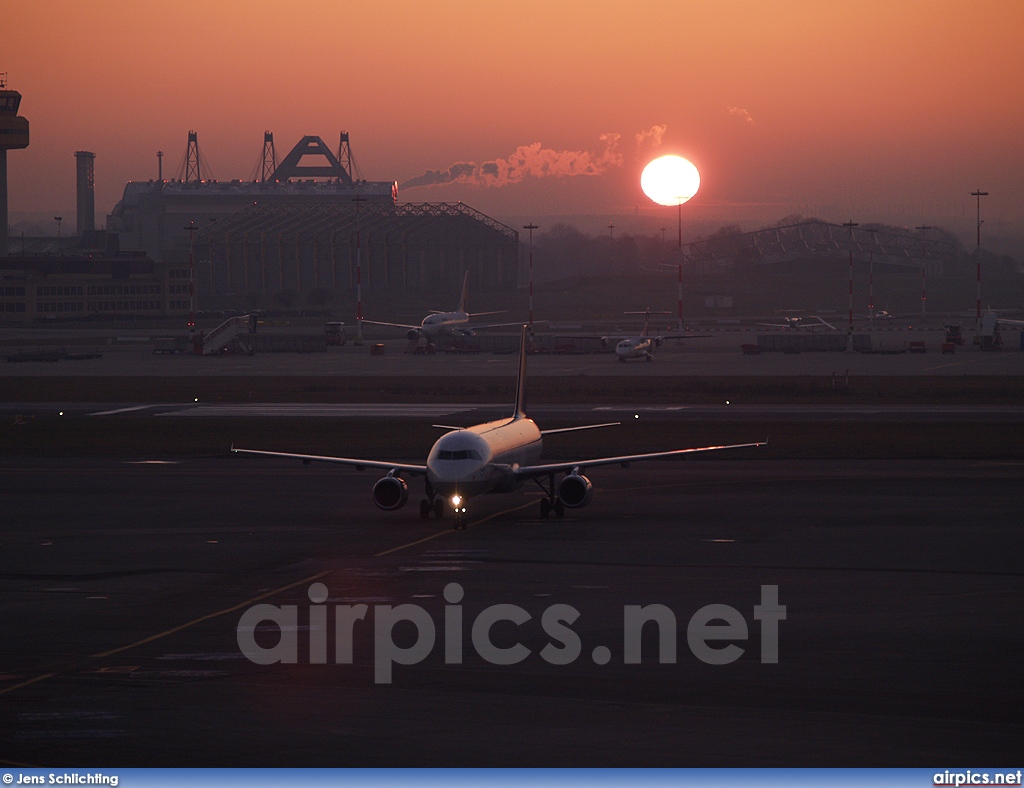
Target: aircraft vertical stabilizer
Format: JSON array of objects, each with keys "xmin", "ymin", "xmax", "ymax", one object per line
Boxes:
[
  {"xmin": 458, "ymin": 271, "xmax": 469, "ymax": 314},
  {"xmin": 513, "ymin": 324, "xmax": 527, "ymax": 420}
]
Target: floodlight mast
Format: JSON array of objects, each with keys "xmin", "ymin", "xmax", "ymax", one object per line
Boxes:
[
  {"xmin": 523, "ymin": 223, "xmax": 538, "ymax": 330},
  {"xmin": 677, "ymin": 197, "xmax": 684, "ymax": 334},
  {"xmin": 971, "ymin": 190, "xmax": 988, "ymax": 323},
  {"xmin": 353, "ymin": 195, "xmax": 366, "ymax": 343},
  {"xmin": 843, "ymin": 221, "xmax": 859, "ymax": 352},
  {"xmin": 186, "ymin": 221, "xmax": 196, "ymax": 333},
  {"xmin": 916, "ymin": 225, "xmax": 932, "ymax": 319}
]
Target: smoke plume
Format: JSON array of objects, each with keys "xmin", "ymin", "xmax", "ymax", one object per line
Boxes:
[
  {"xmin": 727, "ymin": 106, "xmax": 755, "ymax": 125},
  {"xmin": 635, "ymin": 124, "xmax": 667, "ymax": 148},
  {"xmin": 401, "ymin": 132, "xmax": 630, "ymax": 190}
]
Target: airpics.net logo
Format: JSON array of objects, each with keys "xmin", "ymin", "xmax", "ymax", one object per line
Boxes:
[{"xmin": 236, "ymin": 583, "xmax": 786, "ymax": 684}]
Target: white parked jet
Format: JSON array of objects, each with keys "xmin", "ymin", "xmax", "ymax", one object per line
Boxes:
[
  {"xmin": 602, "ymin": 309, "xmax": 706, "ymax": 361},
  {"xmin": 758, "ymin": 315, "xmax": 837, "ymax": 331},
  {"xmin": 233, "ymin": 326, "xmax": 764, "ymax": 528},
  {"xmin": 361, "ymin": 271, "xmax": 519, "ymax": 342}
]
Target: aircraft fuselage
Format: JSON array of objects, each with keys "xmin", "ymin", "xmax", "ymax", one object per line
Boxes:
[
  {"xmin": 418, "ymin": 311, "xmax": 471, "ymax": 337},
  {"xmin": 426, "ymin": 416, "xmax": 542, "ymax": 499},
  {"xmin": 616, "ymin": 338, "xmax": 654, "ymax": 360}
]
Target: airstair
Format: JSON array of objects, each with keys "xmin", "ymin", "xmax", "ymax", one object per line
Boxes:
[{"xmin": 194, "ymin": 315, "xmax": 256, "ymax": 355}]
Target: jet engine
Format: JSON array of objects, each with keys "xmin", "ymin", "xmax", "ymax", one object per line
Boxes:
[
  {"xmin": 372, "ymin": 475, "xmax": 409, "ymax": 510},
  {"xmin": 654, "ymin": 337, "xmax": 663, "ymax": 348},
  {"xmin": 557, "ymin": 473, "xmax": 594, "ymax": 508},
  {"xmin": 406, "ymin": 328, "xmax": 422, "ymax": 342}
]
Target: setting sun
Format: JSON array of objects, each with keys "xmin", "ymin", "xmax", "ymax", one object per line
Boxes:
[{"xmin": 640, "ymin": 155, "xmax": 701, "ymax": 207}]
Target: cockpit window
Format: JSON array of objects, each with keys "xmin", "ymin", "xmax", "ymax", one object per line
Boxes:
[{"xmin": 437, "ymin": 449, "xmax": 481, "ymax": 460}]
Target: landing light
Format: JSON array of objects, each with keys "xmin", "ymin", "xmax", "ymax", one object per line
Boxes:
[{"xmin": 451, "ymin": 495, "xmax": 462, "ymax": 507}]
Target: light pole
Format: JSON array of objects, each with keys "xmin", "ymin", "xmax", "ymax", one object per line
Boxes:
[
  {"xmin": 676, "ymin": 198, "xmax": 684, "ymax": 334},
  {"xmin": 843, "ymin": 220, "xmax": 859, "ymax": 351},
  {"xmin": 523, "ymin": 223, "xmax": 538, "ymax": 331},
  {"xmin": 867, "ymin": 229, "xmax": 875, "ymax": 327},
  {"xmin": 916, "ymin": 225, "xmax": 932, "ymax": 319},
  {"xmin": 54, "ymin": 216, "xmax": 62, "ymax": 255},
  {"xmin": 185, "ymin": 221, "xmax": 196, "ymax": 333},
  {"xmin": 353, "ymin": 196, "xmax": 366, "ymax": 343},
  {"xmin": 971, "ymin": 189, "xmax": 988, "ymax": 323}
]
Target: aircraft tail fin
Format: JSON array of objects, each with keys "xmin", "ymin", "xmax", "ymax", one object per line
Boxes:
[
  {"xmin": 513, "ymin": 324, "xmax": 528, "ymax": 420},
  {"xmin": 458, "ymin": 271, "xmax": 469, "ymax": 313}
]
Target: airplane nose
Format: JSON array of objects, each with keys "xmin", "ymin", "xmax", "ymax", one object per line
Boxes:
[{"xmin": 430, "ymin": 458, "xmax": 486, "ymax": 484}]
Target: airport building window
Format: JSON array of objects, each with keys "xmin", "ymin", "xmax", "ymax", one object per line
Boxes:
[
  {"xmin": 87, "ymin": 284, "xmax": 162, "ymax": 296},
  {"xmin": 1, "ymin": 287, "xmax": 26, "ymax": 296}
]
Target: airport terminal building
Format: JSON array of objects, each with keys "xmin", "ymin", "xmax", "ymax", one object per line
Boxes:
[
  {"xmin": 101, "ymin": 133, "xmax": 520, "ymax": 311},
  {"xmin": 0, "ymin": 254, "xmax": 190, "ymax": 322}
]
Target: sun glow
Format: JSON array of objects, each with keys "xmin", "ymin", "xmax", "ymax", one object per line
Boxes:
[{"xmin": 640, "ymin": 155, "xmax": 701, "ymax": 207}]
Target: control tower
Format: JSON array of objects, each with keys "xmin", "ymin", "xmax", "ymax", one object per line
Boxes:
[{"xmin": 0, "ymin": 74, "xmax": 30, "ymax": 256}]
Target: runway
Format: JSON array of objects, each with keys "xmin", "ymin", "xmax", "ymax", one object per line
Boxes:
[
  {"xmin": 4, "ymin": 401, "xmax": 1024, "ymax": 422},
  {"xmin": 1, "ymin": 457, "xmax": 1021, "ymax": 766}
]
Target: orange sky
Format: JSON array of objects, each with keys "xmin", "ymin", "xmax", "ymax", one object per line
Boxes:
[{"xmin": 5, "ymin": 0, "xmax": 1023, "ymax": 237}]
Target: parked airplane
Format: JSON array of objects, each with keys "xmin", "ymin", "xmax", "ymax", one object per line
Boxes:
[
  {"xmin": 233, "ymin": 325, "xmax": 765, "ymax": 529},
  {"xmin": 601, "ymin": 309, "xmax": 708, "ymax": 361},
  {"xmin": 362, "ymin": 271, "xmax": 520, "ymax": 342},
  {"xmin": 758, "ymin": 315, "xmax": 837, "ymax": 331},
  {"xmin": 979, "ymin": 310, "xmax": 1024, "ymax": 350}
]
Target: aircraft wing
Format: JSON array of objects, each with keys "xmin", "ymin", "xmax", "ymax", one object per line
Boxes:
[
  {"xmin": 513, "ymin": 440, "xmax": 766, "ymax": 477},
  {"xmin": 360, "ymin": 319, "xmax": 420, "ymax": 331},
  {"xmin": 231, "ymin": 446, "xmax": 428, "ymax": 476},
  {"xmin": 469, "ymin": 320, "xmax": 543, "ymax": 331},
  {"xmin": 540, "ymin": 422, "xmax": 620, "ymax": 435}
]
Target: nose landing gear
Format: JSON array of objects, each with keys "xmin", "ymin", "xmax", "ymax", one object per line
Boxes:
[{"xmin": 451, "ymin": 494, "xmax": 467, "ymax": 530}]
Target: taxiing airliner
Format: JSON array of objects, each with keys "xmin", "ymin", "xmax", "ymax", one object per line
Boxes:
[
  {"xmin": 361, "ymin": 271, "xmax": 521, "ymax": 343},
  {"xmin": 233, "ymin": 325, "xmax": 765, "ymax": 529}
]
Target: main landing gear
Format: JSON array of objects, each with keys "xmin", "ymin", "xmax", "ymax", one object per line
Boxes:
[
  {"xmin": 535, "ymin": 473, "xmax": 564, "ymax": 519},
  {"xmin": 420, "ymin": 480, "xmax": 445, "ymax": 521},
  {"xmin": 419, "ymin": 497, "xmax": 445, "ymax": 520}
]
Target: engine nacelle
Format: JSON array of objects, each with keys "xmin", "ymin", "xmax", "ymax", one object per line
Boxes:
[
  {"xmin": 372, "ymin": 476, "xmax": 409, "ymax": 510},
  {"xmin": 599, "ymin": 337, "xmax": 610, "ymax": 349},
  {"xmin": 557, "ymin": 473, "xmax": 594, "ymax": 508},
  {"xmin": 655, "ymin": 336, "xmax": 663, "ymax": 348},
  {"xmin": 407, "ymin": 328, "xmax": 422, "ymax": 342}
]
